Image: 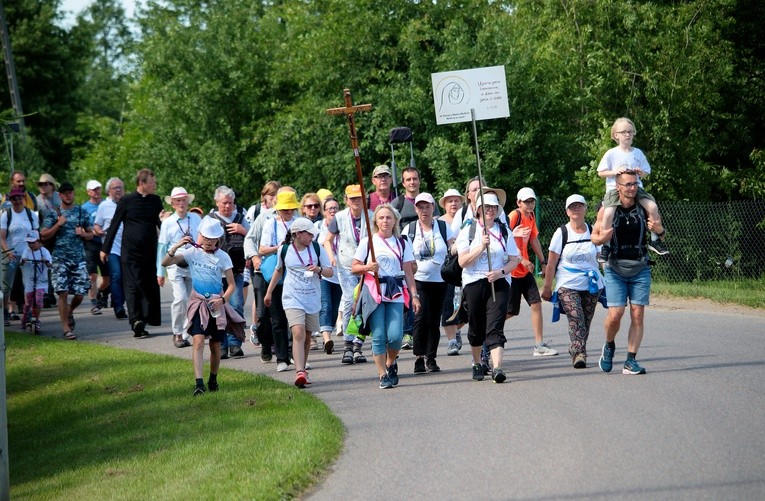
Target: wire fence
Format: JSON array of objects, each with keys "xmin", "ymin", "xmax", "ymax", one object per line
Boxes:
[{"xmin": 537, "ymin": 199, "xmax": 765, "ymax": 283}]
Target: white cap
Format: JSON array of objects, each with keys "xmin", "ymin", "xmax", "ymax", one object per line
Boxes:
[
  {"xmin": 475, "ymin": 193, "xmax": 500, "ymax": 212},
  {"xmin": 565, "ymin": 194, "xmax": 586, "ymax": 208},
  {"xmin": 86, "ymin": 180, "xmax": 102, "ymax": 190},
  {"xmin": 516, "ymin": 187, "xmax": 536, "ymax": 201},
  {"xmin": 414, "ymin": 192, "xmax": 435, "ymax": 206},
  {"xmin": 289, "ymin": 217, "xmax": 320, "ymax": 237},
  {"xmin": 25, "ymin": 230, "xmax": 41, "ymax": 242},
  {"xmin": 165, "ymin": 187, "xmax": 195, "ymax": 205},
  {"xmin": 198, "ymin": 217, "xmax": 224, "ymax": 239}
]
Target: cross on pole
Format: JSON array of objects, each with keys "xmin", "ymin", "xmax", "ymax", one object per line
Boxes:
[{"xmin": 326, "ymin": 88, "xmax": 379, "ymax": 290}]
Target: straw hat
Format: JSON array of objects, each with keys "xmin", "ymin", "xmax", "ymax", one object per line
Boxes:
[
  {"xmin": 164, "ymin": 187, "xmax": 195, "ymax": 205},
  {"xmin": 439, "ymin": 188, "xmax": 465, "ymax": 209}
]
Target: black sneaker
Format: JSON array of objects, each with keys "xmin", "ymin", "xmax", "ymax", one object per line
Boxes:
[
  {"xmin": 598, "ymin": 245, "xmax": 611, "ymax": 264},
  {"xmin": 230, "ymin": 346, "xmax": 245, "ymax": 358},
  {"xmin": 426, "ymin": 358, "xmax": 441, "ymax": 373},
  {"xmin": 387, "ymin": 361, "xmax": 399, "ymax": 386},
  {"xmin": 193, "ymin": 385, "xmax": 206, "ymax": 396},
  {"xmin": 260, "ymin": 350, "xmax": 273, "ymax": 363},
  {"xmin": 472, "ymin": 364, "xmax": 484, "ymax": 381},
  {"xmin": 207, "ymin": 379, "xmax": 219, "ymax": 392},
  {"xmin": 132, "ymin": 320, "xmax": 145, "ymax": 338},
  {"xmin": 414, "ymin": 357, "xmax": 426, "ymax": 374},
  {"xmin": 481, "ymin": 363, "xmax": 491, "ymax": 376},
  {"xmin": 647, "ymin": 239, "xmax": 669, "ymax": 255},
  {"xmin": 115, "ymin": 309, "xmax": 128, "ymax": 319},
  {"xmin": 492, "ymin": 368, "xmax": 507, "ymax": 383}
]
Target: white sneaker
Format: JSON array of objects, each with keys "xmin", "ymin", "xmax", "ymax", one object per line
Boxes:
[
  {"xmin": 276, "ymin": 362, "xmax": 290, "ymax": 372},
  {"xmin": 533, "ymin": 342, "xmax": 559, "ymax": 357}
]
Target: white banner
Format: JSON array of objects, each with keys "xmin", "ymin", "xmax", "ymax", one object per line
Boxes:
[{"xmin": 431, "ymin": 65, "xmax": 510, "ymax": 125}]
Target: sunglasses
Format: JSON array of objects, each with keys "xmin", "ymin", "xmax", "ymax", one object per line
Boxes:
[{"xmin": 303, "ymin": 203, "xmax": 320, "ymax": 209}]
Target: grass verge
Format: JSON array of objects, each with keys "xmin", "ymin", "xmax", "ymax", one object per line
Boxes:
[
  {"xmin": 651, "ymin": 278, "xmax": 765, "ymax": 309},
  {"xmin": 6, "ymin": 332, "xmax": 344, "ymax": 500}
]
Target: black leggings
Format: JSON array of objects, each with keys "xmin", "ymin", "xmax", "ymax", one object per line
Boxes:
[
  {"xmin": 463, "ymin": 278, "xmax": 509, "ymax": 351},
  {"xmin": 413, "ymin": 280, "xmax": 447, "ymax": 359}
]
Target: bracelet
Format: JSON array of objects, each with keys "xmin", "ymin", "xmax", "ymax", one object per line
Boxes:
[
  {"xmin": 412, "ymin": 293, "xmax": 420, "ymax": 298},
  {"xmin": 657, "ymin": 229, "xmax": 666, "ymax": 237},
  {"xmin": 168, "ymin": 250, "xmax": 175, "ymax": 257},
  {"xmin": 221, "ymin": 296, "xmax": 226, "ymax": 304},
  {"xmin": 317, "ymin": 266, "xmax": 322, "ymax": 275}
]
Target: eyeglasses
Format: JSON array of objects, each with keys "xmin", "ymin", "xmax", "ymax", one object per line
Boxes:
[
  {"xmin": 325, "ymin": 206, "xmax": 339, "ymax": 212},
  {"xmin": 303, "ymin": 203, "xmax": 319, "ymax": 209},
  {"xmin": 618, "ymin": 182, "xmax": 639, "ymax": 188},
  {"xmin": 482, "ymin": 205, "xmax": 498, "ymax": 212},
  {"xmin": 111, "ymin": 185, "xmax": 124, "ymax": 190},
  {"xmin": 617, "ymin": 130, "xmax": 635, "ymax": 135},
  {"xmin": 9, "ymin": 196, "xmax": 22, "ymax": 202}
]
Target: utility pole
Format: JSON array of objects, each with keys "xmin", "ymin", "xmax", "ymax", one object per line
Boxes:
[{"xmin": 0, "ymin": 0, "xmax": 25, "ymax": 134}]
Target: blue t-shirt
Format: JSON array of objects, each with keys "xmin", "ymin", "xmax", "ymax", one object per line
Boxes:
[
  {"xmin": 81, "ymin": 200, "xmax": 102, "ymax": 244},
  {"xmin": 183, "ymin": 247, "xmax": 233, "ymax": 297}
]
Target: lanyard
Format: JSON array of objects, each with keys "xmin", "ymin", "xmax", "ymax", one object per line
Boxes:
[
  {"xmin": 292, "ymin": 242, "xmax": 313, "ymax": 267},
  {"xmin": 480, "ymin": 222, "xmax": 506, "ymax": 252},
  {"xmin": 377, "ymin": 233, "xmax": 403, "ymax": 269},
  {"xmin": 176, "ymin": 217, "xmax": 191, "ymax": 238}
]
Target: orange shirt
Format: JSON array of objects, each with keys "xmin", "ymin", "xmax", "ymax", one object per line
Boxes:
[{"xmin": 508, "ymin": 209, "xmax": 538, "ymax": 278}]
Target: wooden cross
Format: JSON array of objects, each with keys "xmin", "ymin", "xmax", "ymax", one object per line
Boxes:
[{"xmin": 326, "ymin": 89, "xmax": 379, "ymax": 290}]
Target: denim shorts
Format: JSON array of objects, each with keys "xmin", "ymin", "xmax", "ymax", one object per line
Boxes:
[{"xmin": 604, "ymin": 266, "xmax": 651, "ymax": 307}]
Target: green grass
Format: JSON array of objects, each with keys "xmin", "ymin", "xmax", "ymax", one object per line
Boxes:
[
  {"xmin": 6, "ymin": 333, "xmax": 344, "ymax": 500},
  {"xmin": 651, "ymin": 278, "xmax": 765, "ymax": 309}
]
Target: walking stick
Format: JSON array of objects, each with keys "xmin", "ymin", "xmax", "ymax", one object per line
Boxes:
[{"xmin": 471, "ymin": 109, "xmax": 495, "ymax": 302}]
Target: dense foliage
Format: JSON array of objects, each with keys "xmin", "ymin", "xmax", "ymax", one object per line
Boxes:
[{"xmin": 1, "ymin": 0, "xmax": 763, "ymax": 207}]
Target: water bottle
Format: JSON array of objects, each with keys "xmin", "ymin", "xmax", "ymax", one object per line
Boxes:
[
  {"xmin": 204, "ymin": 293, "xmax": 222, "ymax": 318},
  {"xmin": 453, "ymin": 286, "xmax": 462, "ymax": 311}
]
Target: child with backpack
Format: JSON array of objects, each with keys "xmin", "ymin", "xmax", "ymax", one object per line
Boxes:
[{"xmin": 19, "ymin": 230, "xmax": 51, "ymax": 333}]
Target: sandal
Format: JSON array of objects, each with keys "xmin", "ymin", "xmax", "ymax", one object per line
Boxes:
[{"xmin": 64, "ymin": 331, "xmax": 77, "ymax": 340}]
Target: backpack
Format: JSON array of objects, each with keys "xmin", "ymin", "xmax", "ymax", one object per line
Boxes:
[
  {"xmin": 611, "ymin": 204, "xmax": 647, "ymax": 260},
  {"xmin": 5, "ymin": 207, "xmax": 36, "ymax": 231},
  {"xmin": 440, "ymin": 219, "xmax": 508, "ymax": 286},
  {"xmin": 209, "ymin": 211, "xmax": 246, "ymax": 274},
  {"xmin": 507, "ymin": 208, "xmax": 525, "ymax": 231},
  {"xmin": 403, "ymin": 219, "xmax": 448, "ymax": 246}
]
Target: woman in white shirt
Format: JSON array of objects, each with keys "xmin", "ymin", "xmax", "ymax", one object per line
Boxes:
[
  {"xmin": 352, "ymin": 204, "xmax": 420, "ymax": 389},
  {"xmin": 456, "ymin": 193, "xmax": 520, "ymax": 384},
  {"xmin": 541, "ymin": 195, "xmax": 604, "ymax": 369},
  {"xmin": 405, "ymin": 193, "xmax": 454, "ymax": 374}
]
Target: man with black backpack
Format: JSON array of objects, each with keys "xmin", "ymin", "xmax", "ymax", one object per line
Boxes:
[
  {"xmin": 592, "ymin": 170, "xmax": 664, "ymax": 375},
  {"xmin": 208, "ymin": 186, "xmax": 250, "ymax": 358}
]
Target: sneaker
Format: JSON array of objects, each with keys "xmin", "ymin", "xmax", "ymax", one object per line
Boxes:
[
  {"xmin": 623, "ymin": 358, "xmax": 647, "ymax": 375},
  {"xmin": 426, "ymin": 358, "xmax": 440, "ymax": 373},
  {"xmin": 447, "ymin": 340, "xmax": 459, "ymax": 356},
  {"xmin": 310, "ymin": 338, "xmax": 320, "ymax": 351},
  {"xmin": 276, "ymin": 361, "xmax": 290, "ymax": 372},
  {"xmin": 10, "ymin": 312, "xmax": 19, "ymax": 321},
  {"xmin": 90, "ymin": 305, "xmax": 102, "ymax": 315},
  {"xmin": 573, "ymin": 353, "xmax": 587, "ymax": 369},
  {"xmin": 387, "ymin": 362, "xmax": 399, "ymax": 386},
  {"xmin": 295, "ymin": 370, "xmax": 308, "ymax": 388},
  {"xmin": 173, "ymin": 334, "xmax": 190, "ymax": 348},
  {"xmin": 647, "ymin": 239, "xmax": 669, "ymax": 256},
  {"xmin": 193, "ymin": 385, "xmax": 206, "ymax": 396},
  {"xmin": 481, "ymin": 363, "xmax": 491, "ymax": 376},
  {"xmin": 599, "ymin": 343, "xmax": 615, "ymax": 373},
  {"xmin": 492, "ymin": 368, "xmax": 507, "ymax": 383},
  {"xmin": 260, "ymin": 350, "xmax": 273, "ymax": 363},
  {"xmin": 455, "ymin": 331, "xmax": 463, "ymax": 351},
  {"xmin": 598, "ymin": 245, "xmax": 611, "ymax": 264},
  {"xmin": 115, "ymin": 309, "xmax": 128, "ymax": 319},
  {"xmin": 230, "ymin": 346, "xmax": 245, "ymax": 358},
  {"xmin": 414, "ymin": 357, "xmax": 426, "ymax": 374},
  {"xmin": 379, "ymin": 373, "xmax": 394, "ymax": 389},
  {"xmin": 249, "ymin": 324, "xmax": 260, "ymax": 346},
  {"xmin": 33, "ymin": 319, "xmax": 41, "ymax": 335},
  {"xmin": 533, "ymin": 342, "xmax": 559, "ymax": 357},
  {"xmin": 472, "ymin": 363, "xmax": 484, "ymax": 381},
  {"xmin": 207, "ymin": 379, "xmax": 219, "ymax": 392},
  {"xmin": 131, "ymin": 320, "xmax": 144, "ymax": 338},
  {"xmin": 401, "ymin": 333, "xmax": 413, "ymax": 349}
]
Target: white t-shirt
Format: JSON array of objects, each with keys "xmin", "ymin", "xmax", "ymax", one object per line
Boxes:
[
  {"xmin": 405, "ymin": 220, "xmax": 454, "ymax": 282},
  {"xmin": 277, "ymin": 242, "xmax": 332, "ymax": 314},
  {"xmin": 260, "ymin": 216, "xmax": 294, "ymax": 251},
  {"xmin": 353, "ymin": 234, "xmax": 415, "ymax": 303},
  {"xmin": 183, "ymin": 247, "xmax": 233, "ymax": 297},
  {"xmin": 0, "ymin": 208, "xmax": 39, "ymax": 255},
  {"xmin": 21, "ymin": 246, "xmax": 51, "ymax": 292},
  {"xmin": 455, "ymin": 221, "xmax": 520, "ymax": 287},
  {"xmin": 316, "ymin": 219, "xmax": 339, "ymax": 285},
  {"xmin": 597, "ymin": 146, "xmax": 651, "ymax": 191},
  {"xmin": 548, "ymin": 223, "xmax": 604, "ymax": 292},
  {"xmin": 157, "ymin": 212, "xmax": 202, "ymax": 277},
  {"xmin": 450, "ymin": 204, "xmax": 508, "ymax": 236},
  {"xmin": 94, "ymin": 198, "xmax": 123, "ymax": 256}
]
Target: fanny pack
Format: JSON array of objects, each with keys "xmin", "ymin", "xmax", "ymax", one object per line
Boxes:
[{"xmin": 607, "ymin": 258, "xmax": 648, "ymax": 278}]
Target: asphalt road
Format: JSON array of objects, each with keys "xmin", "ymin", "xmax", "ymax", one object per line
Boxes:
[{"xmin": 30, "ymin": 286, "xmax": 765, "ymax": 500}]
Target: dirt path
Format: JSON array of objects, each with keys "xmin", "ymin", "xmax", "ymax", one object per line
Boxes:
[{"xmin": 651, "ymin": 294, "xmax": 765, "ymax": 318}]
